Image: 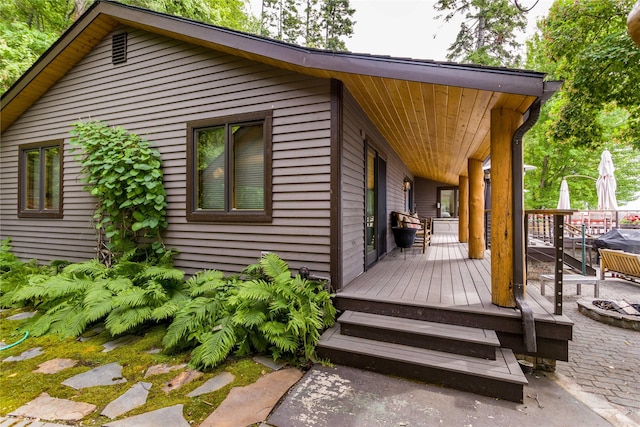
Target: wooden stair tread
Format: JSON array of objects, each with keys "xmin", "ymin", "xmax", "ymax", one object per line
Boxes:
[
  {"xmin": 339, "ymin": 310, "xmax": 500, "ymax": 347},
  {"xmin": 318, "ymin": 325, "xmax": 527, "ymax": 385}
]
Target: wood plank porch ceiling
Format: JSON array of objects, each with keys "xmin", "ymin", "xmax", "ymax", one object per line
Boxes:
[{"xmin": 1, "ymin": 1, "xmax": 541, "ymax": 185}]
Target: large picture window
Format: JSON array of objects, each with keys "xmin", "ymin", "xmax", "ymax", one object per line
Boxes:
[
  {"xmin": 187, "ymin": 111, "xmax": 272, "ymax": 222},
  {"xmin": 18, "ymin": 141, "xmax": 63, "ymax": 218}
]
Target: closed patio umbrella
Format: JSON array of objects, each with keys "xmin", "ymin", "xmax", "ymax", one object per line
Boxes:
[
  {"xmin": 596, "ymin": 149, "xmax": 618, "ymax": 210},
  {"xmin": 557, "ymin": 179, "xmax": 571, "ymax": 209}
]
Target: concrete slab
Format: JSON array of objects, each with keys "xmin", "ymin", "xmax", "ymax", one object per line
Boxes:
[
  {"xmin": 144, "ymin": 363, "xmax": 186, "ymax": 378},
  {"xmin": 161, "ymin": 369, "xmax": 202, "ymax": 394},
  {"xmin": 6, "ymin": 312, "xmax": 36, "ymax": 320},
  {"xmin": 101, "ymin": 382, "xmax": 152, "ymax": 419},
  {"xmin": 62, "ymin": 362, "xmax": 127, "ymax": 389},
  {"xmin": 101, "ymin": 335, "xmax": 140, "ymax": 352},
  {"xmin": 8, "ymin": 393, "xmax": 96, "ymax": 421},
  {"xmin": 268, "ymin": 364, "xmax": 613, "ymax": 427},
  {"xmin": 3, "ymin": 347, "xmax": 43, "ymax": 362},
  {"xmin": 187, "ymin": 372, "xmax": 235, "ymax": 397},
  {"xmin": 33, "ymin": 358, "xmax": 78, "ymax": 374},
  {"xmin": 103, "ymin": 404, "xmax": 189, "ymax": 427},
  {"xmin": 200, "ymin": 368, "xmax": 303, "ymax": 427}
]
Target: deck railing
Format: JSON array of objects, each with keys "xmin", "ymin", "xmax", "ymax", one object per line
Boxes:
[{"xmin": 524, "ymin": 209, "xmax": 639, "ymax": 315}]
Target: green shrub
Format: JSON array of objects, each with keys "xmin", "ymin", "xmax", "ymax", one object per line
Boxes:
[
  {"xmin": 11, "ymin": 251, "xmax": 187, "ymax": 337},
  {"xmin": 70, "ymin": 120, "xmax": 168, "ymax": 264},
  {"xmin": 165, "ymin": 253, "xmax": 336, "ymax": 370},
  {"xmin": 0, "ymin": 238, "xmax": 58, "ymax": 308}
]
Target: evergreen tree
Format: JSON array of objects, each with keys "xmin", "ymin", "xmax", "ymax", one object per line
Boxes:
[
  {"xmin": 434, "ymin": 0, "xmax": 527, "ymax": 67},
  {"xmin": 321, "ymin": 0, "xmax": 355, "ymax": 51},
  {"xmin": 259, "ymin": 0, "xmax": 355, "ymax": 50}
]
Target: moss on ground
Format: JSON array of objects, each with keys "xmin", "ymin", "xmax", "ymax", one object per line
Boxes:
[{"xmin": 0, "ymin": 308, "xmax": 269, "ymax": 426}]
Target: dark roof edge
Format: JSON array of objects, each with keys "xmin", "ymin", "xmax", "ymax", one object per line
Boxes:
[
  {"xmin": 104, "ymin": 0, "xmax": 547, "ymax": 96},
  {"xmin": 2, "ymin": 0, "xmax": 548, "ymax": 107}
]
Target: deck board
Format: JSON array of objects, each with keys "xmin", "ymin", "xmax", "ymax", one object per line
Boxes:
[{"xmin": 343, "ymin": 233, "xmax": 570, "ymax": 325}]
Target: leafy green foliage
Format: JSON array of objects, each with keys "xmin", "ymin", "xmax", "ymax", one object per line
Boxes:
[
  {"xmin": 70, "ymin": 121, "xmax": 168, "ymax": 263},
  {"xmin": 11, "ymin": 253, "xmax": 187, "ymax": 338},
  {"xmin": 540, "ymin": 0, "xmax": 640, "ymax": 149},
  {"xmin": 0, "ymin": 238, "xmax": 56, "ymax": 308},
  {"xmin": 523, "ymin": 96, "xmax": 640, "ymax": 209},
  {"xmin": 4, "ymin": 249, "xmax": 335, "ymax": 369},
  {"xmin": 521, "ymin": 0, "xmax": 640, "ymax": 208},
  {"xmin": 1, "ymin": 0, "xmax": 255, "ymax": 92},
  {"xmin": 165, "ymin": 253, "xmax": 336, "ymax": 370},
  {"xmin": 434, "ymin": 0, "xmax": 527, "ymax": 67}
]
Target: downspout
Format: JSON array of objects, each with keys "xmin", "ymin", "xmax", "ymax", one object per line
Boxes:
[{"xmin": 512, "ymin": 99, "xmax": 541, "ymax": 353}]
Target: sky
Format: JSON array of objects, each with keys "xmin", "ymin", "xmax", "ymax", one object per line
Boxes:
[{"xmin": 249, "ymin": 0, "xmax": 554, "ymax": 61}]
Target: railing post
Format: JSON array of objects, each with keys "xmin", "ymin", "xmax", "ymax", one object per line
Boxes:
[
  {"xmin": 581, "ymin": 224, "xmax": 586, "ymax": 276},
  {"xmin": 554, "ymin": 214, "xmax": 564, "ymax": 315}
]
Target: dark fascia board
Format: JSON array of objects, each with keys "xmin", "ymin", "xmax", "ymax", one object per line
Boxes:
[
  {"xmin": 2, "ymin": 0, "xmax": 547, "ymax": 110},
  {"xmin": 104, "ymin": 1, "xmax": 546, "ymax": 96}
]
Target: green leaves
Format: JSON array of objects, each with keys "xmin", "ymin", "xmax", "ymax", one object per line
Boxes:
[
  {"xmin": 3, "ymin": 251, "xmax": 335, "ymax": 371},
  {"xmin": 163, "ymin": 253, "xmax": 336, "ymax": 369},
  {"xmin": 539, "ymin": 0, "xmax": 640, "ymax": 150},
  {"xmin": 70, "ymin": 120, "xmax": 168, "ymax": 262}
]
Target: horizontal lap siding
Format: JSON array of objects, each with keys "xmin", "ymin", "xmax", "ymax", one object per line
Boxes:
[
  {"xmin": 341, "ymin": 93, "xmax": 366, "ymax": 286},
  {"xmin": 0, "ymin": 27, "xmax": 332, "ymax": 276},
  {"xmin": 341, "ymin": 90, "xmax": 413, "ymax": 286}
]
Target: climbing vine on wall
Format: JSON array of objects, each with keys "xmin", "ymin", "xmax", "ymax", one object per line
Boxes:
[{"xmin": 70, "ymin": 120, "xmax": 168, "ymax": 264}]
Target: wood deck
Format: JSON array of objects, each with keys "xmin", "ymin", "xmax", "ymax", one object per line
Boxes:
[
  {"xmin": 335, "ymin": 233, "xmax": 573, "ymax": 360},
  {"xmin": 342, "ymin": 233, "xmax": 567, "ymax": 324},
  {"xmin": 319, "ymin": 234, "xmax": 573, "ymax": 402}
]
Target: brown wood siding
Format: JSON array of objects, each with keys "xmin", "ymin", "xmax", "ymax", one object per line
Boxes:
[
  {"xmin": 341, "ymin": 90, "xmax": 413, "ymax": 286},
  {"xmin": 414, "ymin": 177, "xmax": 443, "ymax": 219},
  {"xmin": 0, "ymin": 27, "xmax": 332, "ymax": 276}
]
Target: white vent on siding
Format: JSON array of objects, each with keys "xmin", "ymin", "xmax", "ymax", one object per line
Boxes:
[{"xmin": 112, "ymin": 33, "xmax": 127, "ymax": 64}]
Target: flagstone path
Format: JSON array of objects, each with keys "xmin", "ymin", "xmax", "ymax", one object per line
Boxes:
[{"xmin": 0, "ymin": 314, "xmax": 303, "ymax": 426}]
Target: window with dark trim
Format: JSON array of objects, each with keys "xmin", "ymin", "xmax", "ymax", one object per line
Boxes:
[
  {"xmin": 437, "ymin": 186, "xmax": 458, "ymax": 218},
  {"xmin": 18, "ymin": 140, "xmax": 63, "ymax": 218},
  {"xmin": 186, "ymin": 111, "xmax": 273, "ymax": 222}
]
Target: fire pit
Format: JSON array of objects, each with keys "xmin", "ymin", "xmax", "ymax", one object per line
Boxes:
[{"xmin": 577, "ymin": 298, "xmax": 640, "ymax": 331}]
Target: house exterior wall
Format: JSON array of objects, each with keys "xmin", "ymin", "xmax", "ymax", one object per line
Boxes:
[
  {"xmin": 340, "ymin": 89, "xmax": 412, "ymax": 287},
  {"xmin": 0, "ymin": 26, "xmax": 333, "ymax": 276},
  {"xmin": 414, "ymin": 177, "xmax": 442, "ymax": 218}
]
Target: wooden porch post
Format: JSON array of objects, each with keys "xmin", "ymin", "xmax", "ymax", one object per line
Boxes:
[
  {"xmin": 468, "ymin": 159, "xmax": 484, "ymax": 258},
  {"xmin": 490, "ymin": 108, "xmax": 523, "ymax": 308},
  {"xmin": 458, "ymin": 175, "xmax": 469, "ymax": 243}
]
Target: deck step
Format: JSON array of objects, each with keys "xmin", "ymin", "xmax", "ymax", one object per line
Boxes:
[
  {"xmin": 338, "ymin": 310, "xmax": 500, "ymax": 359},
  {"xmin": 317, "ymin": 325, "xmax": 527, "ymax": 403}
]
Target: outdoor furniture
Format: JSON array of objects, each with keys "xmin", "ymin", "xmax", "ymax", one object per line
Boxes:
[
  {"xmin": 391, "ymin": 211, "xmax": 431, "ymax": 254},
  {"xmin": 540, "ymin": 274, "xmax": 600, "ymax": 298},
  {"xmin": 599, "ymin": 249, "xmax": 640, "ymax": 282}
]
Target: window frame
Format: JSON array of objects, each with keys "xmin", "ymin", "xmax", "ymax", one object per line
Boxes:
[
  {"xmin": 186, "ymin": 111, "xmax": 273, "ymax": 223},
  {"xmin": 437, "ymin": 186, "xmax": 459, "ymax": 218},
  {"xmin": 18, "ymin": 140, "xmax": 64, "ymax": 218}
]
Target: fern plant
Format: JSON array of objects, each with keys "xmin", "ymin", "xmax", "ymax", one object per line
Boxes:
[
  {"xmin": 162, "ymin": 270, "xmax": 243, "ymax": 368},
  {"xmin": 0, "ymin": 239, "xmax": 65, "ymax": 309},
  {"xmin": 231, "ymin": 254, "xmax": 335, "ymax": 363},
  {"xmin": 11, "ymin": 252, "xmax": 188, "ymax": 338},
  {"xmin": 166, "ymin": 253, "xmax": 336, "ymax": 370}
]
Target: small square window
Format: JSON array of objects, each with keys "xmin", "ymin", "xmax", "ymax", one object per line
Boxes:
[{"xmin": 18, "ymin": 140, "xmax": 63, "ymax": 218}]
